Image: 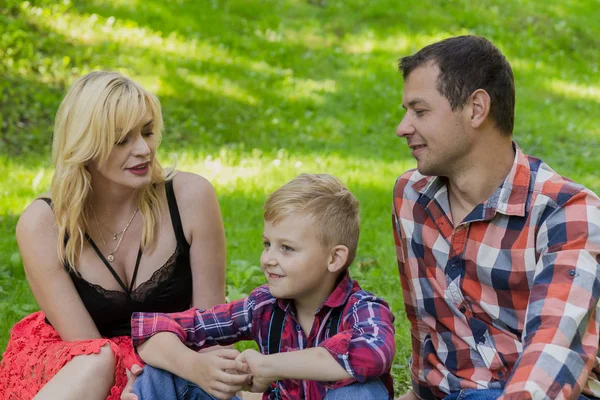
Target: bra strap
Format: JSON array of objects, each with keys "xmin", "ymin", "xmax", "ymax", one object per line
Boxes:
[
  {"xmin": 165, "ymin": 179, "xmax": 188, "ymax": 248},
  {"xmin": 87, "ymin": 236, "xmax": 130, "ymax": 293}
]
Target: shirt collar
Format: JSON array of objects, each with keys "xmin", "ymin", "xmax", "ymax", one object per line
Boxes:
[
  {"xmin": 275, "ymin": 270, "xmax": 354, "ymax": 313},
  {"xmin": 411, "ymin": 142, "xmax": 531, "ymax": 218}
]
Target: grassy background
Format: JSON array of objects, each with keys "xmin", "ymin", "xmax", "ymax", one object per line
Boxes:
[{"xmin": 1, "ymin": 0, "xmax": 599, "ymax": 394}]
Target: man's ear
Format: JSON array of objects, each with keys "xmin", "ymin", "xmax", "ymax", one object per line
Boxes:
[
  {"xmin": 469, "ymin": 89, "xmax": 491, "ymax": 129},
  {"xmin": 327, "ymin": 245, "xmax": 349, "ymax": 273}
]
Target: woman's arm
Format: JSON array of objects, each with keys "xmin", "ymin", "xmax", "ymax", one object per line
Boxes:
[
  {"xmin": 172, "ymin": 172, "xmax": 227, "ymax": 309},
  {"xmin": 17, "ymin": 200, "xmax": 101, "ymax": 341}
]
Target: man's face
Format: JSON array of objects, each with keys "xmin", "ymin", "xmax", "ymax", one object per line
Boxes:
[{"xmin": 396, "ymin": 63, "xmax": 470, "ymax": 177}]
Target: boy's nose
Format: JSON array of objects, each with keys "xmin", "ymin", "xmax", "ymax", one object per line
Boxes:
[{"xmin": 260, "ymin": 251, "xmax": 277, "ymax": 266}]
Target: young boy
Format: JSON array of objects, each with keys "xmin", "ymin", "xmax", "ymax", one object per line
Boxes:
[{"xmin": 130, "ymin": 174, "xmax": 395, "ymax": 400}]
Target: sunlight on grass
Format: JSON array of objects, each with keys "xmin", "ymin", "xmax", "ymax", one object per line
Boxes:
[
  {"xmin": 187, "ymin": 73, "xmax": 260, "ymax": 106},
  {"xmin": 343, "ymin": 31, "xmax": 468, "ymax": 55},
  {"xmin": 548, "ymin": 79, "xmax": 600, "ymax": 103}
]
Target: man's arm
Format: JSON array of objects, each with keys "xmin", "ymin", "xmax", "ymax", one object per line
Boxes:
[
  {"xmin": 500, "ymin": 190, "xmax": 600, "ymax": 399},
  {"xmin": 393, "ymin": 190, "xmax": 429, "ymax": 400}
]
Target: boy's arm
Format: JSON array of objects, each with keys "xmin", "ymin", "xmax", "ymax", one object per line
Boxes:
[
  {"xmin": 240, "ymin": 347, "xmax": 351, "ymax": 386},
  {"xmin": 317, "ymin": 293, "xmax": 396, "ymax": 385},
  {"xmin": 240, "ymin": 293, "xmax": 394, "ymax": 388},
  {"xmin": 131, "ymin": 293, "xmax": 258, "ymax": 350}
]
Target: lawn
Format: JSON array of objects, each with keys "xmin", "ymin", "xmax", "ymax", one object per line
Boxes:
[{"xmin": 1, "ymin": 0, "xmax": 599, "ymax": 394}]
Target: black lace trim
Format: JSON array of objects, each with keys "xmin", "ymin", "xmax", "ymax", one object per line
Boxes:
[{"xmin": 70, "ymin": 245, "xmax": 180, "ymax": 302}]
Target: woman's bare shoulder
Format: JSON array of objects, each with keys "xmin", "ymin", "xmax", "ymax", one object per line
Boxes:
[
  {"xmin": 16, "ymin": 199, "xmax": 61, "ymax": 273},
  {"xmin": 170, "ymin": 171, "xmax": 217, "ymax": 206},
  {"xmin": 17, "ymin": 198, "xmax": 57, "ymax": 236}
]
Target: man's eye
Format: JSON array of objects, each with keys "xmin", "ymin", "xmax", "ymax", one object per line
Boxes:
[{"xmin": 415, "ymin": 110, "xmax": 426, "ymax": 117}]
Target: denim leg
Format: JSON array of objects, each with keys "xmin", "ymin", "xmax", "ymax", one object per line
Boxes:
[
  {"xmin": 443, "ymin": 389, "xmax": 598, "ymax": 400},
  {"xmin": 442, "ymin": 389, "xmax": 503, "ymax": 400},
  {"xmin": 324, "ymin": 379, "xmax": 389, "ymax": 400},
  {"xmin": 132, "ymin": 365, "xmax": 243, "ymax": 400}
]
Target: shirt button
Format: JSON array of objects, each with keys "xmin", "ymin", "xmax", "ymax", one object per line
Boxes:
[
  {"xmin": 569, "ymin": 269, "xmax": 576, "ymax": 277},
  {"xmin": 497, "ymin": 371, "xmax": 504, "ymax": 378},
  {"xmin": 296, "ymin": 324, "xmax": 302, "ymax": 331},
  {"xmin": 198, "ymin": 309, "xmax": 206, "ymax": 313},
  {"xmin": 459, "ymin": 306, "xmax": 467, "ymax": 313}
]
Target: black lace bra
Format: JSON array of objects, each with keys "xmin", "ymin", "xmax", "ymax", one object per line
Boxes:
[{"xmin": 41, "ymin": 180, "xmax": 193, "ymax": 337}]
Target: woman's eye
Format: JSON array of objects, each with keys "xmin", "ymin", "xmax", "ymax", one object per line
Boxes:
[
  {"xmin": 116, "ymin": 137, "xmax": 129, "ymax": 146},
  {"xmin": 142, "ymin": 131, "xmax": 154, "ymax": 138}
]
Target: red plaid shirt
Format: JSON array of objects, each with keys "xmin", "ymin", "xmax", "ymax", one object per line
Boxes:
[
  {"xmin": 132, "ymin": 272, "xmax": 395, "ymax": 399},
  {"xmin": 393, "ymin": 144, "xmax": 600, "ymax": 399}
]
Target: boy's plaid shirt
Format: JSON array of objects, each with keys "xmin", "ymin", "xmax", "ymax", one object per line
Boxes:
[
  {"xmin": 393, "ymin": 144, "xmax": 600, "ymax": 399},
  {"xmin": 131, "ymin": 272, "xmax": 395, "ymax": 399}
]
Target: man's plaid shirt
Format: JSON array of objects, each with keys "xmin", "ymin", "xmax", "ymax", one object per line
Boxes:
[{"xmin": 393, "ymin": 144, "xmax": 600, "ymax": 399}]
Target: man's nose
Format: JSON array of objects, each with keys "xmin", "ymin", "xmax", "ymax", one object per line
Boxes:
[{"xmin": 396, "ymin": 115, "xmax": 415, "ymax": 137}]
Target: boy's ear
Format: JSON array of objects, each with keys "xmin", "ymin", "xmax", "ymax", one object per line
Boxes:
[{"xmin": 327, "ymin": 245, "xmax": 349, "ymax": 273}]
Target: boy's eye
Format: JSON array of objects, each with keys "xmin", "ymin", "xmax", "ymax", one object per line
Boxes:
[
  {"xmin": 281, "ymin": 245, "xmax": 293, "ymax": 252},
  {"xmin": 263, "ymin": 241, "xmax": 270, "ymax": 249}
]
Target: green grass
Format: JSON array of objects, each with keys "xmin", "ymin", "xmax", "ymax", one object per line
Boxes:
[{"xmin": 1, "ymin": 0, "xmax": 599, "ymax": 394}]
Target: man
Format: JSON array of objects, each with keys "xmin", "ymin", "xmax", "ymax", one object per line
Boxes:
[{"xmin": 392, "ymin": 35, "xmax": 600, "ymax": 400}]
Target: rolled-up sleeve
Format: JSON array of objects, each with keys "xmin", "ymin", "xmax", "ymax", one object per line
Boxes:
[
  {"xmin": 318, "ymin": 292, "xmax": 396, "ymax": 386},
  {"xmin": 131, "ymin": 289, "xmax": 266, "ymax": 350}
]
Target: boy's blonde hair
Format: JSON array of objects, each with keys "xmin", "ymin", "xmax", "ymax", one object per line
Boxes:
[
  {"xmin": 51, "ymin": 71, "xmax": 170, "ymax": 269},
  {"xmin": 264, "ymin": 173, "xmax": 360, "ymax": 267}
]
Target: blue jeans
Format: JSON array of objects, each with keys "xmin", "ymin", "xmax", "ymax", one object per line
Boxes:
[
  {"xmin": 442, "ymin": 388, "xmax": 595, "ymax": 400},
  {"xmin": 133, "ymin": 365, "xmax": 389, "ymax": 400},
  {"xmin": 325, "ymin": 379, "xmax": 389, "ymax": 399},
  {"xmin": 132, "ymin": 365, "xmax": 243, "ymax": 400}
]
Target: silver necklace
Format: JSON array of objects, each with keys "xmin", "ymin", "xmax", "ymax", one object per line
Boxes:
[{"xmin": 90, "ymin": 205, "xmax": 138, "ymax": 262}]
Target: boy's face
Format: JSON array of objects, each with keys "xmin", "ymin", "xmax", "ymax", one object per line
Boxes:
[{"xmin": 261, "ymin": 213, "xmax": 333, "ymax": 303}]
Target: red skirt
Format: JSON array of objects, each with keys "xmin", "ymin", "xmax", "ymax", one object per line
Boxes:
[{"xmin": 0, "ymin": 311, "xmax": 142, "ymax": 400}]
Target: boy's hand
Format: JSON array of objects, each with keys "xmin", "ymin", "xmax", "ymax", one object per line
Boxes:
[
  {"xmin": 188, "ymin": 349, "xmax": 253, "ymax": 400},
  {"xmin": 236, "ymin": 349, "xmax": 275, "ymax": 393}
]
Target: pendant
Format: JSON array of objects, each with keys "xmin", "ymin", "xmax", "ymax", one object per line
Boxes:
[
  {"xmin": 113, "ymin": 234, "xmax": 118, "ymax": 240},
  {"xmin": 107, "ymin": 254, "xmax": 115, "ymax": 262}
]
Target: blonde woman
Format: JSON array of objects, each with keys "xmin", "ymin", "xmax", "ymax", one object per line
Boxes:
[{"xmin": 0, "ymin": 72, "xmax": 250, "ymax": 400}]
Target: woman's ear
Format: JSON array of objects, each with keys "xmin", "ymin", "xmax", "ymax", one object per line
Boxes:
[
  {"xmin": 469, "ymin": 89, "xmax": 491, "ymax": 129},
  {"xmin": 327, "ymin": 245, "xmax": 349, "ymax": 273}
]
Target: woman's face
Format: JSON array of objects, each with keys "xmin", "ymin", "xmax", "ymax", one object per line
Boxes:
[{"xmin": 87, "ymin": 107, "xmax": 158, "ymax": 192}]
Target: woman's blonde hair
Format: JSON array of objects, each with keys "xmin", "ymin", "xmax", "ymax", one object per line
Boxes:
[{"xmin": 51, "ymin": 71, "xmax": 169, "ymax": 269}]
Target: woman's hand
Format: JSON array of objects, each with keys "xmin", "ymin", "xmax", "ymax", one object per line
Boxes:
[{"xmin": 120, "ymin": 364, "xmax": 143, "ymax": 400}]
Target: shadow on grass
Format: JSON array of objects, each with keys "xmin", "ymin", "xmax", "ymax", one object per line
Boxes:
[{"xmin": 2, "ymin": 0, "xmax": 599, "ymax": 176}]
